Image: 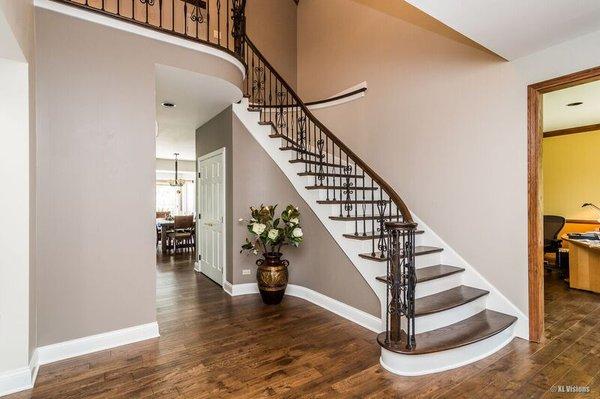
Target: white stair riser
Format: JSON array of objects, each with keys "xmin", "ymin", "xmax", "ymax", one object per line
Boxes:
[
  {"xmin": 415, "ymin": 273, "xmax": 463, "ymax": 298},
  {"xmin": 411, "ymin": 296, "xmax": 487, "ymax": 333},
  {"xmin": 379, "ymin": 325, "xmax": 514, "ymax": 376}
]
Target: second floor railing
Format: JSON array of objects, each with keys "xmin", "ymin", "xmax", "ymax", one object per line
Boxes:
[{"xmin": 54, "ymin": 0, "xmax": 247, "ymax": 62}]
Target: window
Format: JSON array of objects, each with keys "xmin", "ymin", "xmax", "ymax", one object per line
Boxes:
[{"xmin": 156, "ymin": 180, "xmax": 195, "ymax": 216}]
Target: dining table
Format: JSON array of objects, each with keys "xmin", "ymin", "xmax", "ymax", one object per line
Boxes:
[{"xmin": 156, "ymin": 218, "xmax": 175, "ymax": 253}]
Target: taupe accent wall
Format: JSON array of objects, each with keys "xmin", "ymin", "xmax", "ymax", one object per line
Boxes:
[
  {"xmin": 296, "ymin": 0, "xmax": 600, "ymax": 315},
  {"xmin": 195, "ymin": 107, "xmax": 234, "ymax": 282},
  {"xmin": 246, "ymin": 0, "xmax": 297, "ymax": 88},
  {"xmin": 35, "ymin": 8, "xmax": 242, "ymax": 346},
  {"xmin": 196, "ymin": 107, "xmax": 380, "ymax": 316}
]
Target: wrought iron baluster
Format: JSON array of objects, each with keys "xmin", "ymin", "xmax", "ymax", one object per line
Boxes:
[
  {"xmin": 384, "ymin": 222, "xmax": 417, "ymax": 350},
  {"xmin": 316, "ymin": 137, "xmax": 325, "ymax": 185},
  {"xmin": 377, "ymin": 198, "xmax": 387, "ymax": 258},
  {"xmin": 342, "ymin": 164, "xmax": 353, "ymax": 218}
]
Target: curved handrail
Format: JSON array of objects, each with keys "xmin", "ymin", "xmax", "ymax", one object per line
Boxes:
[
  {"xmin": 244, "ymin": 35, "xmax": 413, "ymax": 224},
  {"xmin": 252, "ymin": 87, "xmax": 367, "ymax": 108},
  {"xmin": 50, "ymin": 0, "xmax": 246, "ymax": 67}
]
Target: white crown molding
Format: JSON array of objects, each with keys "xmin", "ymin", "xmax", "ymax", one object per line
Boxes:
[
  {"xmin": 37, "ymin": 322, "xmax": 159, "ymax": 366},
  {"xmin": 225, "ymin": 283, "xmax": 381, "ymax": 333},
  {"xmin": 33, "ymin": 0, "xmax": 246, "ymax": 77},
  {"xmin": 0, "ymin": 351, "xmax": 38, "ymax": 398}
]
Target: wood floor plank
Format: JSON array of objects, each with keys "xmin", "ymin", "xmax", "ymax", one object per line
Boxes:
[{"xmin": 7, "ymin": 255, "xmax": 599, "ymax": 398}]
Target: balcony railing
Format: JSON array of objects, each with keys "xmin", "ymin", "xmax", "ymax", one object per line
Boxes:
[{"xmin": 52, "ymin": 0, "xmax": 246, "ymax": 62}]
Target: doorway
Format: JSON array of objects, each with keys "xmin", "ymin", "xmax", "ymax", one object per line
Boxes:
[
  {"xmin": 196, "ymin": 147, "xmax": 226, "ymax": 286},
  {"xmin": 528, "ymin": 66, "xmax": 600, "ymax": 342}
]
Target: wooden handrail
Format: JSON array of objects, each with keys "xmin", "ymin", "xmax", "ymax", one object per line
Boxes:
[
  {"xmin": 252, "ymin": 87, "xmax": 367, "ymax": 108},
  {"xmin": 244, "ymin": 35, "xmax": 414, "ymax": 224}
]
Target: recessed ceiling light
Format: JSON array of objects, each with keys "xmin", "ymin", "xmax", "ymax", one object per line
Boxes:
[
  {"xmin": 566, "ymin": 102, "xmax": 583, "ymax": 107},
  {"xmin": 161, "ymin": 101, "xmax": 176, "ymax": 108}
]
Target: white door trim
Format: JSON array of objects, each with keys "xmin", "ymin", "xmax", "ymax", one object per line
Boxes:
[{"xmin": 195, "ymin": 147, "xmax": 226, "ymax": 285}]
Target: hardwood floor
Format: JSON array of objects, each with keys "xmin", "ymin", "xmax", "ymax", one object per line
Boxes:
[{"xmin": 9, "ymin": 255, "xmax": 600, "ymax": 398}]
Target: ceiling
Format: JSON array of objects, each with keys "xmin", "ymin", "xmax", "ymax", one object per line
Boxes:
[
  {"xmin": 155, "ymin": 64, "xmax": 242, "ymax": 160},
  {"xmin": 543, "ymin": 81, "xmax": 600, "ymax": 132},
  {"xmin": 543, "ymin": 79, "xmax": 600, "ymax": 132},
  {"xmin": 403, "ymin": 0, "xmax": 600, "ymax": 60}
]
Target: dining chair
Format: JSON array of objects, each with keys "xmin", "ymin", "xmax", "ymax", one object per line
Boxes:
[{"xmin": 168, "ymin": 215, "xmax": 195, "ymax": 253}]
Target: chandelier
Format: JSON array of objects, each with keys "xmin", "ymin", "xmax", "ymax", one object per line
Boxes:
[{"xmin": 169, "ymin": 153, "xmax": 185, "ymax": 187}]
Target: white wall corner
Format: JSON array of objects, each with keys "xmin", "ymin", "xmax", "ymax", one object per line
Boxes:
[
  {"xmin": 0, "ymin": 351, "xmax": 38, "ymax": 398},
  {"xmin": 37, "ymin": 322, "xmax": 160, "ymax": 366}
]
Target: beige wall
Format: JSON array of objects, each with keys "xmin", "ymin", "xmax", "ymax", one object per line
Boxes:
[
  {"xmin": 0, "ymin": 0, "xmax": 35, "ymax": 377},
  {"xmin": 246, "ymin": 0, "xmax": 297, "ymax": 88},
  {"xmin": 195, "ymin": 107, "xmax": 379, "ymax": 316},
  {"xmin": 232, "ymin": 114, "xmax": 378, "ymax": 315},
  {"xmin": 543, "ymin": 130, "xmax": 600, "ymax": 221},
  {"xmin": 35, "ymin": 8, "xmax": 242, "ymax": 346},
  {"xmin": 297, "ymin": 0, "xmax": 600, "ymax": 316}
]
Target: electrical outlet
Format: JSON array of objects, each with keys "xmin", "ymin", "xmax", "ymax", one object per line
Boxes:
[
  {"xmin": 242, "ymin": 269, "xmax": 251, "ymax": 275},
  {"xmin": 213, "ymin": 30, "xmax": 222, "ymax": 39}
]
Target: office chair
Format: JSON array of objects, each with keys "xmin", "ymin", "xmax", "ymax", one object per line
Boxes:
[{"xmin": 543, "ymin": 215, "xmax": 566, "ymax": 270}]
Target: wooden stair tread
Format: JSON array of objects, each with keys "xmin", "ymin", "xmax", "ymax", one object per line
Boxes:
[
  {"xmin": 290, "ymin": 159, "xmax": 348, "ymax": 168},
  {"xmin": 376, "ymin": 264, "xmax": 464, "ymax": 284},
  {"xmin": 343, "ymin": 230, "xmax": 425, "ymax": 240},
  {"xmin": 415, "ymin": 285, "xmax": 488, "ymax": 316},
  {"xmin": 377, "ymin": 310, "xmax": 517, "ymax": 355},
  {"xmin": 280, "ymin": 146, "xmax": 324, "ymax": 158},
  {"xmin": 268, "ymin": 133, "xmax": 296, "ymax": 145},
  {"xmin": 306, "ymin": 185, "xmax": 377, "ymax": 191},
  {"xmin": 330, "ymin": 215, "xmax": 401, "ymax": 221},
  {"xmin": 359, "ymin": 246, "xmax": 443, "ymax": 262},
  {"xmin": 317, "ymin": 199, "xmax": 386, "ymax": 205},
  {"xmin": 299, "ymin": 171, "xmax": 364, "ymax": 178}
]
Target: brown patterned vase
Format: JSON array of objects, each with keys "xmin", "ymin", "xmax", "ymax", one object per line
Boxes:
[{"xmin": 256, "ymin": 252, "xmax": 289, "ymax": 305}]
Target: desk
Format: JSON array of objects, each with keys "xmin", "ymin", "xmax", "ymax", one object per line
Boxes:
[{"xmin": 562, "ymin": 235, "xmax": 600, "ymax": 293}]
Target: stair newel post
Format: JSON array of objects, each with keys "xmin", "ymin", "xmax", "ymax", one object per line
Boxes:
[
  {"xmin": 386, "ymin": 226, "xmax": 401, "ymax": 343},
  {"xmin": 231, "ymin": 0, "xmax": 246, "ymax": 58},
  {"xmin": 404, "ymin": 224, "xmax": 417, "ymax": 350},
  {"xmin": 384, "ymin": 221, "xmax": 418, "ymax": 349}
]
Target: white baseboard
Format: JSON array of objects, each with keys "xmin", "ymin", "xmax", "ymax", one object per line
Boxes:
[
  {"xmin": 0, "ymin": 351, "xmax": 38, "ymax": 398},
  {"xmin": 224, "ymin": 283, "xmax": 381, "ymax": 333},
  {"xmin": 223, "ymin": 280, "xmax": 234, "ymax": 295},
  {"xmin": 37, "ymin": 322, "xmax": 160, "ymax": 366}
]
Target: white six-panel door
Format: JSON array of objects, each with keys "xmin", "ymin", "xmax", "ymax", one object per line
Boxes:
[{"xmin": 196, "ymin": 148, "xmax": 225, "ymax": 286}]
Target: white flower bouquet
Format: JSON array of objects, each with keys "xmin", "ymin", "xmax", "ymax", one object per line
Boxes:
[{"xmin": 240, "ymin": 204, "xmax": 303, "ymax": 256}]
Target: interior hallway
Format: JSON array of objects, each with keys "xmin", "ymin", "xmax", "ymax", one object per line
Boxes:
[{"xmin": 7, "ymin": 255, "xmax": 600, "ymax": 398}]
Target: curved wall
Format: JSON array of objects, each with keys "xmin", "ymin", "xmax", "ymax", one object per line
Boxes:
[{"xmin": 35, "ymin": 7, "xmax": 243, "ymax": 346}]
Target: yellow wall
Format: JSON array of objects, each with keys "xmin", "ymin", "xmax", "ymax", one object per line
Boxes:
[{"xmin": 543, "ymin": 130, "xmax": 600, "ymax": 220}]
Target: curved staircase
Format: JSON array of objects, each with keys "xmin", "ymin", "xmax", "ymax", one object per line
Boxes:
[
  {"xmin": 233, "ymin": 35, "xmax": 521, "ymax": 375},
  {"xmin": 50, "ymin": 0, "xmax": 524, "ymax": 377}
]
